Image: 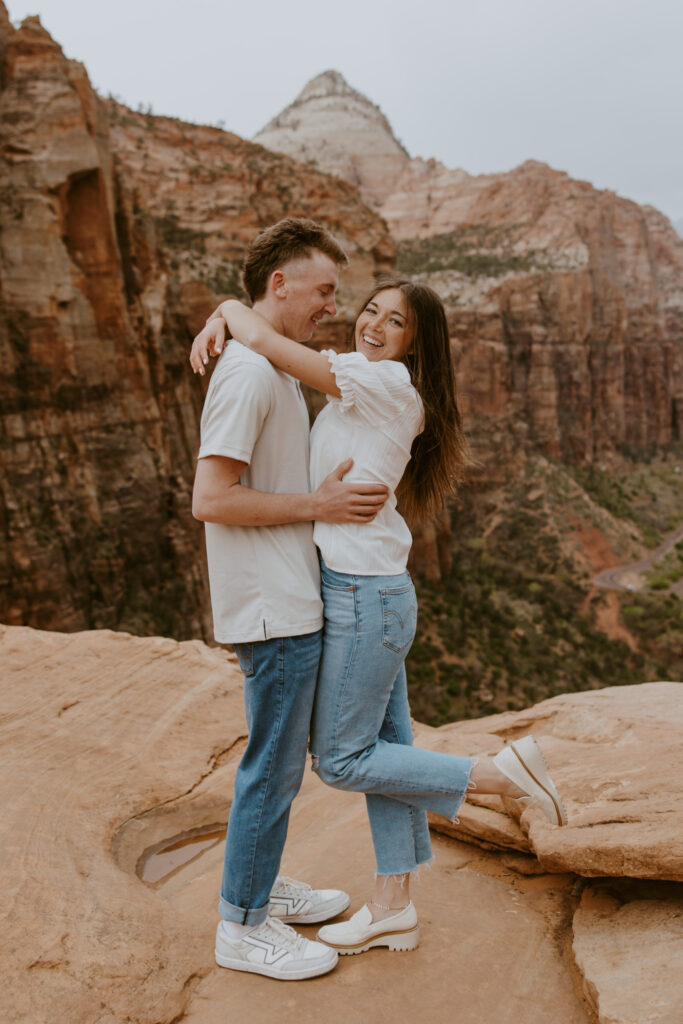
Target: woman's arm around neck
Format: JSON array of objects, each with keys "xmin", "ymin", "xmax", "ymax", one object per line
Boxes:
[{"xmin": 220, "ymin": 300, "xmax": 341, "ymax": 398}]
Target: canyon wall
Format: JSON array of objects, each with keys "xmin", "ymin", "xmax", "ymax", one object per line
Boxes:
[
  {"xmin": 392, "ymin": 160, "xmax": 683, "ymax": 471},
  {"xmin": 2, "ymin": 23, "xmax": 682, "ymax": 638},
  {"xmin": 256, "ymin": 71, "xmax": 683, "ymax": 473},
  {"xmin": 0, "ymin": 10, "xmax": 394, "ymax": 637}
]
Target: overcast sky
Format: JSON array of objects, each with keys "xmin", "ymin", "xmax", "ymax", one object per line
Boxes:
[{"xmin": 7, "ymin": 0, "xmax": 683, "ymax": 224}]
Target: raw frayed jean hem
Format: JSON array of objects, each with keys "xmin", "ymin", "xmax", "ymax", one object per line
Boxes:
[
  {"xmin": 446, "ymin": 755, "xmax": 478, "ymax": 825},
  {"xmin": 375, "ymin": 853, "xmax": 434, "ymax": 879},
  {"xmin": 218, "ymin": 894, "xmax": 269, "ymax": 926}
]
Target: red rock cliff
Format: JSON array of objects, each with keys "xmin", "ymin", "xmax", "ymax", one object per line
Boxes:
[
  {"xmin": 0, "ymin": 9, "xmax": 394, "ymax": 636},
  {"xmin": 256, "ymin": 71, "xmax": 683, "ymax": 474},
  {"xmin": 389, "ymin": 160, "xmax": 683, "ymax": 470}
]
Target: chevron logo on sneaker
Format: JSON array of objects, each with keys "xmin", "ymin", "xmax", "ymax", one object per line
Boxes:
[
  {"xmin": 270, "ymin": 896, "xmax": 310, "ymax": 916},
  {"xmin": 269, "ymin": 876, "xmax": 350, "ymax": 924},
  {"xmin": 246, "ymin": 934, "xmax": 290, "ymax": 965},
  {"xmin": 215, "ymin": 917, "xmax": 338, "ymax": 979},
  {"xmin": 268, "ymin": 876, "xmax": 352, "ymax": 925}
]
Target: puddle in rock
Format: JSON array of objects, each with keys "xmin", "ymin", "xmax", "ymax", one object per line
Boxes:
[{"xmin": 139, "ymin": 827, "xmax": 226, "ymax": 887}]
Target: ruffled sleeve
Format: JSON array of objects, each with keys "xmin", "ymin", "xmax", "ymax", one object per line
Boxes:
[{"xmin": 322, "ymin": 350, "xmax": 423, "ymax": 431}]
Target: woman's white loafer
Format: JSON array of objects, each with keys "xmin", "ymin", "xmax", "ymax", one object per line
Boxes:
[
  {"xmin": 317, "ymin": 902, "xmax": 419, "ymax": 955},
  {"xmin": 493, "ymin": 735, "xmax": 568, "ymax": 826}
]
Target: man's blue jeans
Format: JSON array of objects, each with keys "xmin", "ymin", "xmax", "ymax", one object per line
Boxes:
[
  {"xmin": 311, "ymin": 561, "xmax": 473, "ymax": 876},
  {"xmin": 219, "ymin": 630, "xmax": 322, "ymax": 926}
]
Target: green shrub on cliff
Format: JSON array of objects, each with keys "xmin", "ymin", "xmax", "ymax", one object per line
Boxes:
[
  {"xmin": 405, "ymin": 458, "xmax": 682, "ymax": 726},
  {"xmin": 396, "ymin": 224, "xmax": 541, "ymax": 279}
]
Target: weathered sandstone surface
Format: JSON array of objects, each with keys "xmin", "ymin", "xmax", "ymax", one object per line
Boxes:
[
  {"xmin": 572, "ymin": 880, "xmax": 683, "ymax": 1024},
  {"xmin": 0, "ymin": 10, "xmax": 393, "ymax": 637},
  {"xmin": 423, "ymin": 682, "xmax": 683, "ymax": 881},
  {"xmin": 2, "ymin": 623, "xmax": 681, "ymax": 1024}
]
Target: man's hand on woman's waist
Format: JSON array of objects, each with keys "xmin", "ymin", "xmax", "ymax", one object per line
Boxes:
[{"xmin": 313, "ymin": 458, "xmax": 389, "ymax": 524}]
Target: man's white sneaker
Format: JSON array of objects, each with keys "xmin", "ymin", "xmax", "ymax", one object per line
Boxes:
[
  {"xmin": 215, "ymin": 917, "xmax": 338, "ymax": 980},
  {"xmin": 269, "ymin": 875, "xmax": 350, "ymax": 924},
  {"xmin": 493, "ymin": 735, "xmax": 568, "ymax": 826},
  {"xmin": 317, "ymin": 902, "xmax": 419, "ymax": 955}
]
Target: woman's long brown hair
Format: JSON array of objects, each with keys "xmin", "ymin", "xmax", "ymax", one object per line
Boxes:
[{"xmin": 353, "ymin": 278, "xmax": 473, "ymax": 525}]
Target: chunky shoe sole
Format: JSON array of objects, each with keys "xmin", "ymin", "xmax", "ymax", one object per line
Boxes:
[
  {"xmin": 214, "ymin": 949, "xmax": 338, "ymax": 980},
  {"xmin": 322, "ymin": 926, "xmax": 420, "ymax": 956},
  {"xmin": 276, "ymin": 892, "xmax": 351, "ymax": 924},
  {"xmin": 495, "ymin": 735, "xmax": 568, "ymax": 826}
]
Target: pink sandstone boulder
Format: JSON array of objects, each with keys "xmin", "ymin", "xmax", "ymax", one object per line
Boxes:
[
  {"xmin": 421, "ymin": 682, "xmax": 683, "ymax": 881},
  {"xmin": 572, "ymin": 880, "xmax": 683, "ymax": 1024}
]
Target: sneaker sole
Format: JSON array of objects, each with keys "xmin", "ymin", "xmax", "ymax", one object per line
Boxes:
[
  {"xmin": 214, "ymin": 950, "xmax": 338, "ymax": 980},
  {"xmin": 321, "ymin": 926, "xmax": 420, "ymax": 956},
  {"xmin": 509, "ymin": 737, "xmax": 568, "ymax": 826},
  {"xmin": 277, "ymin": 893, "xmax": 351, "ymax": 924}
]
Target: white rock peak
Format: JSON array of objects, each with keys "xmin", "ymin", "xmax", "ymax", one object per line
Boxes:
[
  {"xmin": 296, "ymin": 69, "xmax": 364, "ymax": 103},
  {"xmin": 253, "ymin": 69, "xmax": 410, "ymax": 207}
]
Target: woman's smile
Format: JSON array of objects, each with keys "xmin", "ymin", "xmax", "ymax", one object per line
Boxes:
[{"xmin": 355, "ymin": 288, "xmax": 414, "ymax": 361}]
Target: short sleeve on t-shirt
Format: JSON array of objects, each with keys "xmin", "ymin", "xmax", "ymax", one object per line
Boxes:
[
  {"xmin": 198, "ymin": 358, "xmax": 274, "ymax": 464},
  {"xmin": 322, "ymin": 349, "xmax": 423, "ymax": 430}
]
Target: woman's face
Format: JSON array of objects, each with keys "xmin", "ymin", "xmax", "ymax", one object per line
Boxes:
[{"xmin": 354, "ymin": 288, "xmax": 414, "ymax": 362}]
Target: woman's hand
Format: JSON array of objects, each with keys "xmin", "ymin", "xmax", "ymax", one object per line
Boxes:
[
  {"xmin": 190, "ymin": 318, "xmax": 226, "ymax": 376},
  {"xmin": 192, "ymin": 299, "xmax": 341, "ymax": 397}
]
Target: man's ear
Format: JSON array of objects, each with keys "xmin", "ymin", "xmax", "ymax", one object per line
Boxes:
[{"xmin": 270, "ymin": 269, "xmax": 287, "ymax": 299}]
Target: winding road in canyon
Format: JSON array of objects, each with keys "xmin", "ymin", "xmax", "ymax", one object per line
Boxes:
[{"xmin": 595, "ymin": 522, "xmax": 683, "ymax": 597}]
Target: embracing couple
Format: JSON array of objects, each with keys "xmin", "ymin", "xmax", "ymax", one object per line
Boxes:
[{"xmin": 190, "ymin": 218, "xmax": 567, "ymax": 981}]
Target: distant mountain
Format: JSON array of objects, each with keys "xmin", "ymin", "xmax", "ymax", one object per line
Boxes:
[
  {"xmin": 674, "ymin": 218, "xmax": 683, "ymax": 238},
  {"xmin": 254, "ymin": 70, "xmax": 410, "ymax": 207},
  {"xmin": 254, "ymin": 70, "xmax": 683, "ymax": 475}
]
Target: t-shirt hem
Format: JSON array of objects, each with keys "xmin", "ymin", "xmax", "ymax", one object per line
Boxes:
[
  {"xmin": 319, "ymin": 557, "xmax": 409, "ymax": 576},
  {"xmin": 214, "ymin": 616, "xmax": 324, "ymax": 645}
]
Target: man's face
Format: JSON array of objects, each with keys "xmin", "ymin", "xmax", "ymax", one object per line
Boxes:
[{"xmin": 278, "ymin": 251, "xmax": 340, "ymax": 341}]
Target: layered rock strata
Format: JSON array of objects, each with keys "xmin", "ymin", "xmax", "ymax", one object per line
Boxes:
[
  {"xmin": 0, "ymin": 10, "xmax": 393, "ymax": 637},
  {"xmin": 2, "ymin": 623, "xmax": 681, "ymax": 1024},
  {"xmin": 392, "ymin": 160, "xmax": 683, "ymax": 469},
  {"xmin": 255, "ymin": 71, "xmax": 683, "ymax": 469}
]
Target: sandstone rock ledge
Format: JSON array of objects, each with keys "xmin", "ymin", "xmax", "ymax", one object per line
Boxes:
[{"xmin": 1, "ymin": 624, "xmax": 681, "ymax": 1024}]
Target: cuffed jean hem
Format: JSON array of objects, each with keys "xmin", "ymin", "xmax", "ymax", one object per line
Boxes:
[{"xmin": 218, "ymin": 895, "xmax": 269, "ymax": 927}]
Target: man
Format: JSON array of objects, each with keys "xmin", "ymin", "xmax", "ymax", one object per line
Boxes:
[{"xmin": 192, "ymin": 219, "xmax": 388, "ymax": 980}]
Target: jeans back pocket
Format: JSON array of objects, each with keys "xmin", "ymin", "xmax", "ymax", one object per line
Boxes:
[{"xmin": 380, "ymin": 583, "xmax": 417, "ymax": 654}]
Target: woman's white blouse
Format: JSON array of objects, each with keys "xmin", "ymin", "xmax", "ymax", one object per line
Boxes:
[{"xmin": 310, "ymin": 350, "xmax": 424, "ymax": 576}]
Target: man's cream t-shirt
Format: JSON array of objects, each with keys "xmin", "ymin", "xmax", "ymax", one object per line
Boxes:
[{"xmin": 198, "ymin": 342, "xmax": 323, "ymax": 644}]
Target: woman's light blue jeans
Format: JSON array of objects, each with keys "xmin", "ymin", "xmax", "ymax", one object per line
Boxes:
[{"xmin": 311, "ymin": 561, "xmax": 474, "ymax": 876}]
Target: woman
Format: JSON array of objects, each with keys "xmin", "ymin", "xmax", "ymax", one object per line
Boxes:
[{"xmin": 190, "ymin": 279, "xmax": 567, "ymax": 954}]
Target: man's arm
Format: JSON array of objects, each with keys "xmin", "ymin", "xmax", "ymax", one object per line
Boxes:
[{"xmin": 193, "ymin": 455, "xmax": 388, "ymax": 526}]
